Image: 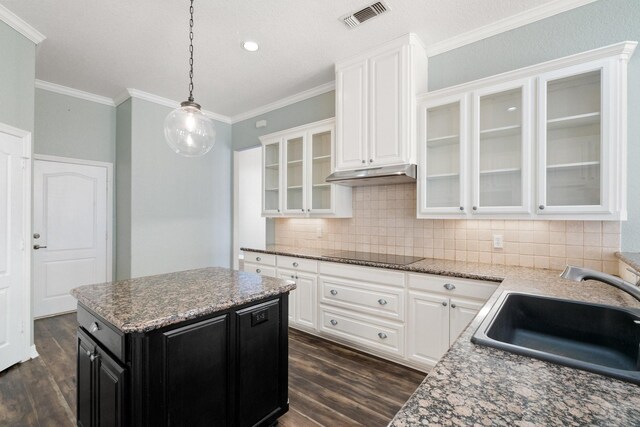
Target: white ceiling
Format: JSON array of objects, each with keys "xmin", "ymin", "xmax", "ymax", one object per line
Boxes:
[{"xmin": 2, "ymin": 0, "xmax": 561, "ymax": 118}]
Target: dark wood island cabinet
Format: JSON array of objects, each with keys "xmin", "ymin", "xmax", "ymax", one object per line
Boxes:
[{"xmin": 71, "ymin": 267, "xmax": 295, "ymax": 427}]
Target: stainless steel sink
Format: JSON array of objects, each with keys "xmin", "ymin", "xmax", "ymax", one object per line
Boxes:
[{"xmin": 471, "ymin": 292, "xmax": 640, "ymax": 384}]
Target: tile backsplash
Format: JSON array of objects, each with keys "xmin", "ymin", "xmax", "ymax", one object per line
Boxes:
[{"xmin": 274, "ymin": 183, "xmax": 621, "ymax": 274}]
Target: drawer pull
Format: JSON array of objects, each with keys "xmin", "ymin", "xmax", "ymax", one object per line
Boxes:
[
  {"xmin": 89, "ymin": 322, "xmax": 100, "ymax": 333},
  {"xmin": 442, "ymin": 301, "xmax": 448, "ymax": 307},
  {"xmin": 256, "ymin": 256, "xmax": 261, "ymax": 262},
  {"xmin": 89, "ymin": 353, "xmax": 99, "ymax": 362},
  {"xmin": 330, "ymin": 289, "xmax": 338, "ymax": 296},
  {"xmin": 378, "ymin": 332, "xmax": 387, "ymax": 339},
  {"xmin": 293, "ymin": 262, "xmax": 299, "ymax": 267},
  {"xmin": 451, "ymin": 303, "xmax": 457, "ymax": 308},
  {"xmin": 330, "ymin": 319, "xmax": 338, "ymax": 326},
  {"xmin": 256, "ymin": 268, "xmax": 261, "ymax": 274},
  {"xmin": 291, "ymin": 275, "xmax": 295, "ymax": 279},
  {"xmin": 378, "ymin": 299, "xmax": 387, "ymax": 305},
  {"xmin": 443, "ymin": 283, "xmax": 456, "ymax": 291}
]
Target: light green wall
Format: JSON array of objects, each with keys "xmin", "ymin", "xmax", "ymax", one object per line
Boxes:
[
  {"xmin": 428, "ymin": 0, "xmax": 640, "ymax": 251},
  {"xmin": 0, "ymin": 21, "xmax": 35, "ymax": 132},
  {"xmin": 115, "ymin": 99, "xmax": 132, "ymax": 280},
  {"xmin": 34, "ymin": 88, "xmax": 116, "ymax": 163},
  {"xmin": 232, "ymin": 91, "xmax": 335, "ymax": 150},
  {"xmin": 116, "ymin": 98, "xmax": 232, "ymax": 278}
]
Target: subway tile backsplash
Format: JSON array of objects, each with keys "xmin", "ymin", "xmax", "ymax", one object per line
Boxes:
[{"xmin": 274, "ymin": 183, "xmax": 621, "ymax": 274}]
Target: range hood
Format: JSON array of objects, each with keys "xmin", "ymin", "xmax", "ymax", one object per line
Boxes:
[{"xmin": 326, "ymin": 164, "xmax": 417, "ymax": 187}]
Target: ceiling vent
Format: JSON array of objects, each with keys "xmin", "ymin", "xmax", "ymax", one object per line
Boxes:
[{"xmin": 342, "ymin": 2, "xmax": 390, "ymax": 28}]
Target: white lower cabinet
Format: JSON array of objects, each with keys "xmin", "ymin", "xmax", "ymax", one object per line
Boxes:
[
  {"xmin": 242, "ymin": 251, "xmax": 499, "ymax": 371},
  {"xmin": 407, "ymin": 291, "xmax": 485, "ymax": 367},
  {"xmin": 279, "ymin": 269, "xmax": 317, "ymax": 331},
  {"xmin": 320, "ymin": 306, "xmax": 404, "ymax": 358}
]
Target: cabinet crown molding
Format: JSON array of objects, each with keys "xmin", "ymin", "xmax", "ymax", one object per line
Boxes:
[{"xmin": 420, "ymin": 41, "xmax": 637, "ymax": 100}]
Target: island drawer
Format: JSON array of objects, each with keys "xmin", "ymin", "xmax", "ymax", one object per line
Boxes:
[
  {"xmin": 319, "ymin": 306, "xmax": 404, "ymax": 357},
  {"xmin": 277, "ymin": 256, "xmax": 317, "ymax": 273},
  {"xmin": 243, "ymin": 251, "xmax": 276, "ymax": 266},
  {"xmin": 319, "ymin": 277, "xmax": 404, "ymax": 321},
  {"xmin": 77, "ymin": 305, "xmax": 125, "ymax": 361}
]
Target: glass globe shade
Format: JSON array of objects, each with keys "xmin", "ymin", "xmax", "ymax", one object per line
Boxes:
[{"xmin": 164, "ymin": 102, "xmax": 216, "ymax": 157}]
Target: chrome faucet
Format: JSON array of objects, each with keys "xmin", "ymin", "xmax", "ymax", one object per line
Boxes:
[{"xmin": 561, "ymin": 265, "xmax": 640, "ymax": 302}]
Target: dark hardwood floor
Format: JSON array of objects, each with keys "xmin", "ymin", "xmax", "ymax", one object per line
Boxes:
[{"xmin": 0, "ymin": 313, "xmax": 426, "ymax": 427}]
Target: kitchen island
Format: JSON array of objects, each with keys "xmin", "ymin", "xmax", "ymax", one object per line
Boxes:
[
  {"xmin": 71, "ymin": 267, "xmax": 296, "ymax": 427},
  {"xmin": 243, "ymin": 246, "xmax": 640, "ymax": 425}
]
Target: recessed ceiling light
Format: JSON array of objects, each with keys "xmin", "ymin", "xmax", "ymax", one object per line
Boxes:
[{"xmin": 242, "ymin": 41, "xmax": 259, "ymax": 52}]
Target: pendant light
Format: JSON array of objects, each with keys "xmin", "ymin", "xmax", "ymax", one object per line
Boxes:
[{"xmin": 164, "ymin": 0, "xmax": 216, "ymax": 157}]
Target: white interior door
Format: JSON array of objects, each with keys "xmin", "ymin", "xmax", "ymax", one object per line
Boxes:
[
  {"xmin": 33, "ymin": 160, "xmax": 108, "ymax": 317},
  {"xmin": 0, "ymin": 131, "xmax": 28, "ymax": 371}
]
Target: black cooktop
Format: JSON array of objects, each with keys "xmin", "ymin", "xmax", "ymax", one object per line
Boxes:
[{"xmin": 322, "ymin": 251, "xmax": 424, "ymax": 266}]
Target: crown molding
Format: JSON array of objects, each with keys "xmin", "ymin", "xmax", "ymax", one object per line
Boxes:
[
  {"xmin": 0, "ymin": 4, "xmax": 45, "ymax": 44},
  {"xmin": 114, "ymin": 88, "xmax": 232, "ymax": 124},
  {"xmin": 425, "ymin": 0, "xmax": 599, "ymax": 57},
  {"xmin": 419, "ymin": 41, "xmax": 637, "ymax": 100},
  {"xmin": 35, "ymin": 80, "xmax": 116, "ymax": 107},
  {"xmin": 230, "ymin": 81, "xmax": 335, "ymax": 124}
]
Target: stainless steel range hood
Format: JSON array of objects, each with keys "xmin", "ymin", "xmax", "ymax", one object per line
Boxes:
[{"xmin": 326, "ymin": 164, "xmax": 417, "ymax": 187}]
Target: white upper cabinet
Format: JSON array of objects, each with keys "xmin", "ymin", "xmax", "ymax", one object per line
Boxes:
[
  {"xmin": 417, "ymin": 41, "xmax": 636, "ymax": 220},
  {"xmin": 260, "ymin": 118, "xmax": 352, "ymax": 218},
  {"xmin": 471, "ymin": 79, "xmax": 532, "ymax": 215},
  {"xmin": 417, "ymin": 94, "xmax": 468, "ymax": 216},
  {"xmin": 537, "ymin": 60, "xmax": 621, "ymax": 217},
  {"xmin": 335, "ymin": 34, "xmax": 427, "ymax": 171}
]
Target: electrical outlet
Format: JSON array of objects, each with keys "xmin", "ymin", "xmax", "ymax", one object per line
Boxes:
[{"xmin": 493, "ymin": 234, "xmax": 504, "ymax": 249}]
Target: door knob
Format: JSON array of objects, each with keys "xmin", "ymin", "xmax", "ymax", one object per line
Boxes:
[{"xmin": 33, "ymin": 244, "xmax": 47, "ymax": 250}]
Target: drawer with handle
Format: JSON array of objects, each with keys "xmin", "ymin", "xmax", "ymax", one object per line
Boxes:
[
  {"xmin": 77, "ymin": 305, "xmax": 125, "ymax": 361},
  {"xmin": 243, "ymin": 251, "xmax": 276, "ymax": 267},
  {"xmin": 277, "ymin": 256, "xmax": 317, "ymax": 273},
  {"xmin": 243, "ymin": 262, "xmax": 276, "ymax": 278},
  {"xmin": 319, "ymin": 277, "xmax": 404, "ymax": 321},
  {"xmin": 407, "ymin": 273, "xmax": 498, "ymax": 300},
  {"xmin": 320, "ymin": 306, "xmax": 404, "ymax": 357}
]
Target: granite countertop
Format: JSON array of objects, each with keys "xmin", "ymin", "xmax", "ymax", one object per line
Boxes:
[
  {"xmin": 243, "ymin": 246, "xmax": 640, "ymax": 425},
  {"xmin": 616, "ymin": 251, "xmax": 640, "ymax": 273},
  {"xmin": 71, "ymin": 267, "xmax": 296, "ymax": 333}
]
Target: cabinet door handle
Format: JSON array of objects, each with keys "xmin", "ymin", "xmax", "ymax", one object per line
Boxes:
[
  {"xmin": 256, "ymin": 256, "xmax": 261, "ymax": 262},
  {"xmin": 33, "ymin": 244, "xmax": 47, "ymax": 250},
  {"xmin": 89, "ymin": 322, "xmax": 100, "ymax": 333},
  {"xmin": 539, "ymin": 205, "xmax": 545, "ymax": 210},
  {"xmin": 451, "ymin": 303, "xmax": 457, "ymax": 308},
  {"xmin": 330, "ymin": 319, "xmax": 338, "ymax": 326},
  {"xmin": 89, "ymin": 353, "xmax": 99, "ymax": 362},
  {"xmin": 378, "ymin": 332, "xmax": 387, "ymax": 339},
  {"xmin": 301, "ymin": 209, "xmax": 304, "ymax": 212},
  {"xmin": 459, "ymin": 206, "xmax": 464, "ymax": 211},
  {"xmin": 307, "ymin": 209, "xmax": 311, "ymax": 212},
  {"xmin": 369, "ymin": 159, "xmax": 373, "ymax": 163},
  {"xmin": 443, "ymin": 283, "xmax": 456, "ymax": 291},
  {"xmin": 442, "ymin": 301, "xmax": 448, "ymax": 307},
  {"xmin": 293, "ymin": 262, "xmax": 299, "ymax": 267},
  {"xmin": 86, "ymin": 350, "xmax": 92, "ymax": 357},
  {"xmin": 361, "ymin": 160, "xmax": 366, "ymax": 164},
  {"xmin": 330, "ymin": 289, "xmax": 338, "ymax": 296},
  {"xmin": 256, "ymin": 268, "xmax": 261, "ymax": 274},
  {"xmin": 378, "ymin": 299, "xmax": 387, "ymax": 305},
  {"xmin": 291, "ymin": 275, "xmax": 295, "ymax": 279},
  {"xmin": 472, "ymin": 206, "xmax": 478, "ymax": 211}
]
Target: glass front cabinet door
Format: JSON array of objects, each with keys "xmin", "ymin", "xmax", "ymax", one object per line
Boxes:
[
  {"xmin": 307, "ymin": 124, "xmax": 334, "ymax": 214},
  {"xmin": 418, "ymin": 94, "xmax": 468, "ymax": 216},
  {"xmin": 283, "ymin": 133, "xmax": 306, "ymax": 214},
  {"xmin": 262, "ymin": 138, "xmax": 282, "ymax": 215},
  {"xmin": 471, "ymin": 79, "xmax": 532, "ymax": 215},
  {"xmin": 537, "ymin": 60, "xmax": 614, "ymax": 215}
]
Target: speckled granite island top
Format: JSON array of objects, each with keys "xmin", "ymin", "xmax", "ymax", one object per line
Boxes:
[
  {"xmin": 71, "ymin": 267, "xmax": 296, "ymax": 333},
  {"xmin": 243, "ymin": 246, "xmax": 640, "ymax": 425}
]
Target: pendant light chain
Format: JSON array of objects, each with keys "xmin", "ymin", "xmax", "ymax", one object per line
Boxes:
[{"xmin": 188, "ymin": 0, "xmax": 195, "ymax": 102}]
